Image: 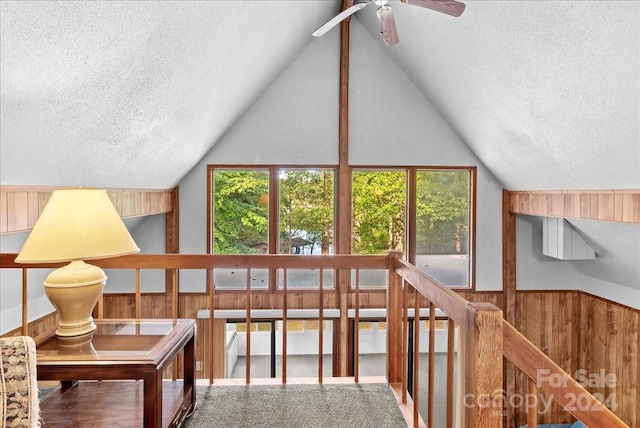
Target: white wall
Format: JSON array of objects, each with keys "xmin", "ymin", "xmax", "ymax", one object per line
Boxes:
[
  {"xmin": 0, "ymin": 231, "xmax": 53, "ymax": 334},
  {"xmin": 104, "ymin": 214, "xmax": 166, "ymax": 293},
  {"xmin": 516, "ymin": 215, "xmax": 640, "ymax": 310},
  {"xmin": 176, "ymin": 20, "xmax": 504, "ymax": 293},
  {"xmin": 516, "ymin": 215, "xmax": 579, "ymax": 291}
]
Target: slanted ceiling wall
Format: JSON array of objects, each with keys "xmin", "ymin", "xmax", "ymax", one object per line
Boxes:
[
  {"xmin": 176, "ymin": 19, "xmax": 503, "ymax": 293},
  {"xmin": 517, "ymin": 216, "xmax": 640, "ymax": 310}
]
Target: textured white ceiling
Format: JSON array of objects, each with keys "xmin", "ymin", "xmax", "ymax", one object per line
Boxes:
[
  {"xmin": 1, "ymin": 0, "xmax": 638, "ymax": 191},
  {"xmin": 356, "ymin": 0, "xmax": 639, "ymax": 190},
  {"xmin": 0, "ymin": 0, "xmax": 340, "ymax": 188}
]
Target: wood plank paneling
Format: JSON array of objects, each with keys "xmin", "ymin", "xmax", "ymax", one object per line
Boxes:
[
  {"xmin": 579, "ymin": 293, "xmax": 639, "ymax": 428},
  {"xmin": 514, "ymin": 290, "xmax": 639, "ymax": 427},
  {"xmin": 621, "ymin": 308, "xmax": 638, "ymax": 425},
  {"xmin": 2, "ymin": 311, "xmax": 58, "ymax": 343},
  {"xmin": 0, "ymin": 185, "xmax": 176, "ymax": 234},
  {"xmin": 508, "ymin": 190, "xmax": 640, "ymax": 223},
  {"xmin": 101, "ymin": 294, "xmax": 167, "ymax": 319},
  {"xmin": 514, "ymin": 291, "xmax": 579, "ymax": 426}
]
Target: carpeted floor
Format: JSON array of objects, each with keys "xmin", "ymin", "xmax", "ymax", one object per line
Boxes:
[{"xmin": 184, "ymin": 383, "xmax": 407, "ymax": 428}]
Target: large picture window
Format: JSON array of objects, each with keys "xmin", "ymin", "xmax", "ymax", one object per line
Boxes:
[
  {"xmin": 351, "ymin": 168, "xmax": 473, "ymax": 288},
  {"xmin": 208, "ymin": 165, "xmax": 474, "ymax": 289}
]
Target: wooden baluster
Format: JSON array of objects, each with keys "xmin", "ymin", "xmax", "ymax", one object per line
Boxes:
[
  {"xmin": 428, "ymin": 301, "xmax": 435, "ymax": 428},
  {"xmin": 208, "ymin": 268, "xmax": 215, "ymax": 385},
  {"xmin": 246, "ymin": 269, "xmax": 251, "ymax": 385},
  {"xmin": 527, "ymin": 378, "xmax": 538, "ymax": 428},
  {"xmin": 413, "ymin": 291, "xmax": 420, "ymax": 427},
  {"xmin": 135, "ymin": 268, "xmax": 141, "ymax": 319},
  {"xmin": 134, "ymin": 268, "xmax": 141, "ymax": 340},
  {"xmin": 402, "ymin": 279, "xmax": 409, "ymax": 404},
  {"xmin": 171, "ymin": 268, "xmax": 179, "ymax": 380},
  {"xmin": 354, "ymin": 268, "xmax": 360, "ymax": 383},
  {"xmin": 21, "ymin": 268, "xmax": 28, "ymax": 335},
  {"xmin": 172, "ymin": 269, "xmax": 178, "ymax": 320},
  {"xmin": 282, "ymin": 269, "xmax": 288, "ymax": 384},
  {"xmin": 446, "ymin": 318, "xmax": 456, "ymax": 428},
  {"xmin": 318, "ymin": 269, "xmax": 324, "ymax": 383}
]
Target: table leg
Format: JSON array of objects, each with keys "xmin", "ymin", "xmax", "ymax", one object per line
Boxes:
[
  {"xmin": 184, "ymin": 330, "xmax": 196, "ymax": 412},
  {"xmin": 144, "ymin": 370, "xmax": 163, "ymax": 428},
  {"xmin": 60, "ymin": 380, "xmax": 77, "ymax": 392}
]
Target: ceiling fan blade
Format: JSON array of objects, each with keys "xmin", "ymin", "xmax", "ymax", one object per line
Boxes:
[
  {"xmin": 401, "ymin": 0, "xmax": 465, "ymax": 17},
  {"xmin": 377, "ymin": 6, "xmax": 399, "ymax": 46},
  {"xmin": 313, "ymin": 1, "xmax": 372, "ymax": 37}
]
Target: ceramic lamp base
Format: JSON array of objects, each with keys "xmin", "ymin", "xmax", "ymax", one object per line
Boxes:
[{"xmin": 44, "ymin": 260, "xmax": 106, "ymax": 339}]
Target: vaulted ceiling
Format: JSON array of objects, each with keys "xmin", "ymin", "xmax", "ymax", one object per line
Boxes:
[{"xmin": 1, "ymin": 1, "xmax": 638, "ymax": 191}]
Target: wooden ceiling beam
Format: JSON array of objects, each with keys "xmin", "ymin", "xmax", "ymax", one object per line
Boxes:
[{"xmin": 337, "ymin": 0, "xmax": 354, "ymax": 256}]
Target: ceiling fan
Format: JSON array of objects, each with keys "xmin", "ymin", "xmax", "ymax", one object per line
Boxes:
[{"xmin": 312, "ymin": 0, "xmax": 465, "ymax": 46}]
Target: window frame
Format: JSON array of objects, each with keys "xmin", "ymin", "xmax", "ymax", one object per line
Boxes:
[{"xmin": 207, "ymin": 165, "xmax": 476, "ymax": 291}]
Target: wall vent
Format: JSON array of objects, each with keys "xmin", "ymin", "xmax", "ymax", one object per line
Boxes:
[{"xmin": 542, "ymin": 217, "xmax": 595, "ymax": 260}]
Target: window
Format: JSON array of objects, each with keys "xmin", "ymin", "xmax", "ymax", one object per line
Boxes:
[
  {"xmin": 210, "ymin": 169, "xmax": 270, "ymax": 289},
  {"xmin": 352, "ymin": 169, "xmax": 407, "ymax": 288},
  {"xmin": 209, "ymin": 166, "xmax": 335, "ymax": 290},
  {"xmin": 352, "ymin": 170, "xmax": 407, "ymax": 255},
  {"xmin": 279, "ymin": 169, "xmax": 334, "ymax": 255},
  {"xmin": 211, "ymin": 169, "xmax": 270, "ymax": 255},
  {"xmin": 415, "ymin": 169, "xmax": 472, "ymax": 287},
  {"xmin": 209, "ymin": 166, "xmax": 474, "ymax": 289},
  {"xmin": 352, "ymin": 168, "xmax": 473, "ymax": 288}
]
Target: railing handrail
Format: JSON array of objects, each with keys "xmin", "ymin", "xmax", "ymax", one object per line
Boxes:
[
  {"xmin": 393, "ymin": 258, "xmax": 477, "ymax": 328},
  {"xmin": 503, "ymin": 322, "xmax": 627, "ymax": 427},
  {"xmin": 391, "ymin": 257, "xmax": 628, "ymax": 428},
  {"xmin": 390, "ymin": 255, "xmax": 503, "ymax": 427},
  {"xmin": 0, "ymin": 252, "xmax": 388, "ymax": 270}
]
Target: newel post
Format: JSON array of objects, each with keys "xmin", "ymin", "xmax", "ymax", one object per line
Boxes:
[
  {"xmin": 386, "ymin": 251, "xmax": 403, "ymax": 384},
  {"xmin": 462, "ymin": 302, "xmax": 504, "ymax": 427}
]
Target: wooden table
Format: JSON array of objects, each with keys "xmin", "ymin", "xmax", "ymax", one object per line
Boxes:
[{"xmin": 37, "ymin": 318, "xmax": 196, "ymax": 428}]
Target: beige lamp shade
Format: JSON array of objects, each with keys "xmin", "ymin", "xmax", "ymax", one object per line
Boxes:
[
  {"xmin": 15, "ymin": 189, "xmax": 140, "ymax": 263},
  {"xmin": 15, "ymin": 189, "xmax": 139, "ymax": 339}
]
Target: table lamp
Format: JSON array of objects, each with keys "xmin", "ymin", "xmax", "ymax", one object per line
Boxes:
[{"xmin": 15, "ymin": 189, "xmax": 140, "ymax": 340}]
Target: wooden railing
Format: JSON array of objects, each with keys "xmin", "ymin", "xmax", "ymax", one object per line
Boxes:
[
  {"xmin": 392, "ymin": 256, "xmax": 628, "ymax": 428},
  {"xmin": 0, "ymin": 252, "xmax": 628, "ymax": 427},
  {"xmin": 503, "ymin": 322, "xmax": 627, "ymax": 428},
  {"xmin": 392, "ymin": 256, "xmax": 503, "ymax": 427}
]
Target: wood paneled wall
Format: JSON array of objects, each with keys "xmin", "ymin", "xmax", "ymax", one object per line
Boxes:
[
  {"xmin": 512, "ymin": 290, "xmax": 639, "ymax": 428},
  {"xmin": 513, "ymin": 291, "xmax": 580, "ymax": 425},
  {"xmin": 0, "ymin": 185, "xmax": 176, "ymax": 234},
  {"xmin": 509, "ymin": 190, "xmax": 640, "ymax": 223},
  {"xmin": 579, "ymin": 293, "xmax": 639, "ymax": 427},
  {"xmin": 505, "ymin": 189, "xmax": 639, "ymax": 427},
  {"xmin": 2, "ymin": 311, "xmax": 58, "ymax": 342}
]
